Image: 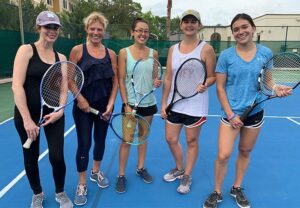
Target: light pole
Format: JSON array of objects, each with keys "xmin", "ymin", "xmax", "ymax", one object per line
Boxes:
[{"xmin": 18, "ymin": 0, "xmax": 24, "ymax": 44}]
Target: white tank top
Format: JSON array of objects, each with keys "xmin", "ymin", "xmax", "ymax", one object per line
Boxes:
[{"xmin": 167, "ymin": 41, "xmax": 209, "ymax": 116}]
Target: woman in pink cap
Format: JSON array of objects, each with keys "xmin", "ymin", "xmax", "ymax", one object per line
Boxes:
[{"xmin": 12, "ymin": 10, "xmax": 73, "ymax": 208}]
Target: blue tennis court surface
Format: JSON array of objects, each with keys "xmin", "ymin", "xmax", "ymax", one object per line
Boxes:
[{"xmin": 0, "ymin": 85, "xmax": 299, "ymax": 207}]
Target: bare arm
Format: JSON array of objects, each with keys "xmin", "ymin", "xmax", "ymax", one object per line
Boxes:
[
  {"xmin": 69, "ymin": 45, "xmax": 90, "ymax": 113},
  {"xmin": 117, "ymin": 48, "xmax": 132, "ymax": 113},
  {"xmin": 12, "ymin": 44, "xmax": 40, "ymax": 140},
  {"xmin": 202, "ymin": 44, "xmax": 216, "ymax": 88},
  {"xmin": 216, "ymin": 73, "xmax": 243, "ymax": 127},
  {"xmin": 160, "ymin": 46, "xmax": 174, "ymax": 118}
]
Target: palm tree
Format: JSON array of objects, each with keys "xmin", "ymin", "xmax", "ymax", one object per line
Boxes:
[{"xmin": 166, "ymin": 0, "xmax": 172, "ymax": 38}]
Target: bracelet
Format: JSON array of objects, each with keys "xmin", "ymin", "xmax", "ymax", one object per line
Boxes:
[
  {"xmin": 123, "ymin": 102, "xmax": 129, "ymax": 106},
  {"xmin": 227, "ymin": 113, "xmax": 236, "ymax": 121},
  {"xmin": 272, "ymin": 84, "xmax": 277, "ymax": 91}
]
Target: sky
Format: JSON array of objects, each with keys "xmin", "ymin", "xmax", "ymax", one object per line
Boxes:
[{"xmin": 133, "ymin": 0, "xmax": 300, "ymax": 25}]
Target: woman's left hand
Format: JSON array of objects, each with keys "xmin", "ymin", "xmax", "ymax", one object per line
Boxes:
[
  {"xmin": 197, "ymin": 83, "xmax": 208, "ymax": 93},
  {"xmin": 41, "ymin": 110, "xmax": 64, "ymax": 126},
  {"xmin": 274, "ymin": 85, "xmax": 292, "ymax": 97}
]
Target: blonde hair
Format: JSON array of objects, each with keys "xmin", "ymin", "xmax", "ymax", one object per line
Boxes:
[{"xmin": 83, "ymin": 12, "xmax": 108, "ymax": 31}]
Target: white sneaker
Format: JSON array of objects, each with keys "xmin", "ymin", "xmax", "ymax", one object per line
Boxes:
[
  {"xmin": 30, "ymin": 192, "xmax": 44, "ymax": 208},
  {"xmin": 177, "ymin": 175, "xmax": 192, "ymax": 194},
  {"xmin": 55, "ymin": 192, "xmax": 73, "ymax": 208},
  {"xmin": 163, "ymin": 168, "xmax": 184, "ymax": 182}
]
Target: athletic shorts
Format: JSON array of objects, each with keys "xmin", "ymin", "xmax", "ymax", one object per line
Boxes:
[
  {"xmin": 121, "ymin": 103, "xmax": 157, "ymax": 117},
  {"xmin": 166, "ymin": 110, "xmax": 206, "ymax": 128},
  {"xmin": 221, "ymin": 110, "xmax": 264, "ymax": 129}
]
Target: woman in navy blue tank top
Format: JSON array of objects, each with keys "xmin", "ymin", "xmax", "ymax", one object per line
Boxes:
[
  {"xmin": 69, "ymin": 12, "xmax": 118, "ymax": 206},
  {"xmin": 12, "ymin": 11, "xmax": 73, "ymax": 208}
]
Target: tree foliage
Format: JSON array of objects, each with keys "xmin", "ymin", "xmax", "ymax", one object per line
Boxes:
[
  {"xmin": 59, "ymin": 0, "xmax": 143, "ymax": 39},
  {"xmin": 0, "ymin": 0, "xmax": 47, "ymax": 32},
  {"xmin": 0, "ymin": 0, "xmax": 19, "ymax": 30},
  {"xmin": 22, "ymin": 0, "xmax": 48, "ymax": 33},
  {"xmin": 0, "ymin": 0, "xmax": 181, "ymax": 40}
]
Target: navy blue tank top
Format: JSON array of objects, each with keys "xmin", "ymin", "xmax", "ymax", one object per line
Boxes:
[{"xmin": 77, "ymin": 44, "xmax": 114, "ymax": 103}]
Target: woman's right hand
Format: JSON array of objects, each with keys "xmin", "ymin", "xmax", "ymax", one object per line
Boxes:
[
  {"xmin": 77, "ymin": 96, "xmax": 90, "ymax": 113},
  {"xmin": 229, "ymin": 116, "xmax": 244, "ymax": 129},
  {"xmin": 24, "ymin": 119, "xmax": 39, "ymax": 141},
  {"xmin": 124, "ymin": 104, "xmax": 133, "ymax": 113},
  {"xmin": 160, "ymin": 104, "xmax": 167, "ymax": 119}
]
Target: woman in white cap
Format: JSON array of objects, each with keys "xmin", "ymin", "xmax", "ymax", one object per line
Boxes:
[
  {"xmin": 161, "ymin": 9, "xmax": 216, "ymax": 194},
  {"xmin": 12, "ymin": 10, "xmax": 73, "ymax": 208}
]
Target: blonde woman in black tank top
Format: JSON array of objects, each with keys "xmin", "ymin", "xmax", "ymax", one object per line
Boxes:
[{"xmin": 12, "ymin": 11, "xmax": 73, "ymax": 208}]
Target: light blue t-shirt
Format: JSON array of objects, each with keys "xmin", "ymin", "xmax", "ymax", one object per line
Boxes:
[{"xmin": 216, "ymin": 44, "xmax": 273, "ymax": 117}]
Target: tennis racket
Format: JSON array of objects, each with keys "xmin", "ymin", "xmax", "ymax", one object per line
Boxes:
[
  {"xmin": 165, "ymin": 58, "xmax": 207, "ymax": 115},
  {"xmin": 240, "ymin": 52, "xmax": 300, "ymax": 121},
  {"xmin": 89, "ymin": 107, "xmax": 150, "ymax": 145},
  {"xmin": 127, "ymin": 56, "xmax": 162, "ymax": 127},
  {"xmin": 23, "ymin": 61, "xmax": 84, "ymax": 149}
]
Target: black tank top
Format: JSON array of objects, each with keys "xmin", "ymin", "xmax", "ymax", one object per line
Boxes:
[{"xmin": 14, "ymin": 44, "xmax": 60, "ymax": 120}]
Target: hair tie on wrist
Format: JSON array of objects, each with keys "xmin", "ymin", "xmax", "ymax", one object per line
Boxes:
[{"xmin": 228, "ymin": 113, "xmax": 236, "ymax": 121}]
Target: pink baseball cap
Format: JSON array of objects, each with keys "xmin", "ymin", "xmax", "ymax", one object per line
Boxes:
[{"xmin": 36, "ymin": 11, "xmax": 62, "ymax": 26}]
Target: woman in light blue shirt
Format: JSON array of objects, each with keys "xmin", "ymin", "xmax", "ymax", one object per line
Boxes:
[{"xmin": 203, "ymin": 13, "xmax": 291, "ymax": 208}]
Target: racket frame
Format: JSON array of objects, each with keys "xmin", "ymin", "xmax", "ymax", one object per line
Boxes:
[
  {"xmin": 240, "ymin": 52, "xmax": 300, "ymax": 121},
  {"xmin": 165, "ymin": 57, "xmax": 207, "ymax": 115},
  {"xmin": 23, "ymin": 61, "xmax": 84, "ymax": 148},
  {"xmin": 89, "ymin": 107, "xmax": 150, "ymax": 145},
  {"xmin": 130, "ymin": 56, "xmax": 163, "ymax": 113}
]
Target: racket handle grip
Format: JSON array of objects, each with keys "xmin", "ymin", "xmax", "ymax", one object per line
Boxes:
[
  {"xmin": 240, "ymin": 107, "xmax": 254, "ymax": 122},
  {"xmin": 90, "ymin": 107, "xmax": 99, "ymax": 115},
  {"xmin": 23, "ymin": 138, "xmax": 33, "ymax": 149}
]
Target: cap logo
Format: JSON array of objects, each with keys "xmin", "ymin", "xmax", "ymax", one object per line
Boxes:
[{"xmin": 47, "ymin": 13, "xmax": 55, "ymax": 19}]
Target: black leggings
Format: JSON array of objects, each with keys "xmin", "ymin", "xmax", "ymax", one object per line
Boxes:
[
  {"xmin": 14, "ymin": 109, "xmax": 66, "ymax": 194},
  {"xmin": 73, "ymin": 99, "xmax": 110, "ymax": 172}
]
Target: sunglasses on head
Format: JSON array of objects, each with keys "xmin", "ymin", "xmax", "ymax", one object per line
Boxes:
[{"xmin": 43, "ymin": 24, "xmax": 60, "ymax": 30}]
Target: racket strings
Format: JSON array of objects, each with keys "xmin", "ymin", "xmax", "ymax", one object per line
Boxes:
[
  {"xmin": 42, "ymin": 62, "xmax": 84, "ymax": 108},
  {"xmin": 261, "ymin": 53, "xmax": 300, "ymax": 95},
  {"xmin": 176, "ymin": 60, "xmax": 205, "ymax": 97},
  {"xmin": 111, "ymin": 113, "xmax": 150, "ymax": 145},
  {"xmin": 133, "ymin": 58, "xmax": 162, "ymax": 95},
  {"xmin": 42, "ymin": 64, "xmax": 63, "ymax": 107}
]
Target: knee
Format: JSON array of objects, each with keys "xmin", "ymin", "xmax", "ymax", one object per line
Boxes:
[
  {"xmin": 186, "ymin": 137, "xmax": 198, "ymax": 147},
  {"xmin": 49, "ymin": 153, "xmax": 65, "ymax": 166},
  {"xmin": 121, "ymin": 142, "xmax": 131, "ymax": 149},
  {"xmin": 165, "ymin": 136, "xmax": 178, "ymax": 146},
  {"xmin": 238, "ymin": 147, "xmax": 252, "ymax": 157},
  {"xmin": 217, "ymin": 153, "xmax": 231, "ymax": 164}
]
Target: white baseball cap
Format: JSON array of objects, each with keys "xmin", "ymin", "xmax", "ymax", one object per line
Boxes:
[{"xmin": 181, "ymin": 10, "xmax": 201, "ymax": 22}]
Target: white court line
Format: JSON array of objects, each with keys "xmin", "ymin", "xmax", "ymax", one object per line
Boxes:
[
  {"xmin": 1, "ymin": 114, "xmax": 299, "ymax": 198},
  {"xmin": 0, "ymin": 125, "xmax": 75, "ymax": 198},
  {"xmin": 153, "ymin": 114, "xmax": 300, "ymax": 119},
  {"xmin": 0, "ymin": 117, "xmax": 14, "ymax": 125},
  {"xmin": 287, "ymin": 117, "xmax": 300, "ymax": 126}
]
